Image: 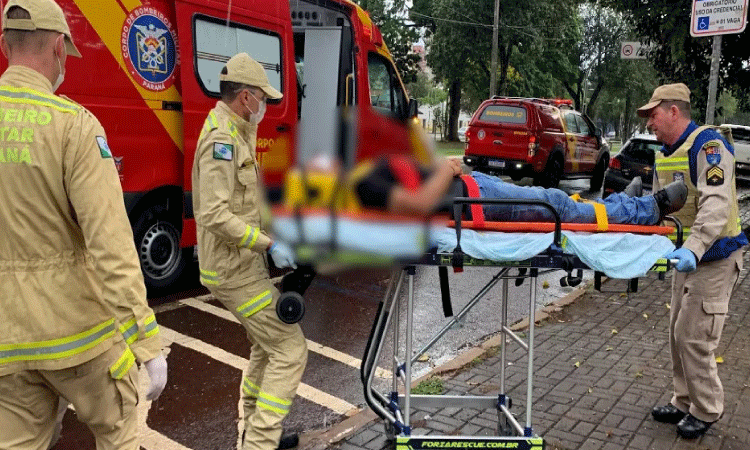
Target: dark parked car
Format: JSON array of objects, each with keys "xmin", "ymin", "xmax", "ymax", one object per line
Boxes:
[{"xmin": 602, "ymin": 134, "xmax": 662, "ymax": 198}]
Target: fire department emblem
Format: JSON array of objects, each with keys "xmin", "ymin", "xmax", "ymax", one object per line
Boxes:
[{"xmin": 122, "ymin": 6, "xmax": 179, "ymax": 91}]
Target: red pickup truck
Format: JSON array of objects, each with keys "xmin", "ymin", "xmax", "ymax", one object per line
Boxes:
[{"xmin": 463, "ymin": 97, "xmax": 610, "ymax": 189}]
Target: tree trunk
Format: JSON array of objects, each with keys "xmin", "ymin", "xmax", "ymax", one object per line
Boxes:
[
  {"xmin": 623, "ymin": 90, "xmax": 633, "ymax": 139},
  {"xmin": 448, "ymin": 79, "xmax": 461, "ymax": 141}
]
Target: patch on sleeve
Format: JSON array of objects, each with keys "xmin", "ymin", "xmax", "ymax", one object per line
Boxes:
[
  {"xmin": 96, "ymin": 136, "xmax": 112, "ymax": 158},
  {"xmin": 213, "ymin": 143, "xmax": 234, "ymax": 161},
  {"xmin": 706, "ymin": 165, "xmax": 724, "ymax": 186},
  {"xmin": 702, "ymin": 140, "xmax": 722, "ymax": 165}
]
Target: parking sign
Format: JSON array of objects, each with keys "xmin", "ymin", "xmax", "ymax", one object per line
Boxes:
[{"xmin": 691, "ymin": 0, "xmax": 748, "ymax": 37}]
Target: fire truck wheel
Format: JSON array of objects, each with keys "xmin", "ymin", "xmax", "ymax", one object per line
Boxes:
[{"xmin": 133, "ymin": 206, "xmax": 188, "ymax": 292}]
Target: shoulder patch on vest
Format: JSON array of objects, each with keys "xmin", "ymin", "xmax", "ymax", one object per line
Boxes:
[
  {"xmin": 213, "ymin": 142, "xmax": 233, "ymax": 161},
  {"xmin": 706, "ymin": 166, "xmax": 724, "ymax": 186},
  {"xmin": 96, "ymin": 136, "xmax": 112, "ymax": 158},
  {"xmin": 702, "ymin": 140, "xmax": 722, "ymax": 165}
]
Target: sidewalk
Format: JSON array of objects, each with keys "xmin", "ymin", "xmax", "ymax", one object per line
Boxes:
[{"xmin": 326, "ymin": 200, "xmax": 750, "ymax": 449}]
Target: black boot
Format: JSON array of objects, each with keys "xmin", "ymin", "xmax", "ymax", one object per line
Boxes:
[
  {"xmin": 677, "ymin": 414, "xmax": 715, "ymax": 439},
  {"xmin": 653, "ymin": 180, "xmax": 687, "ymax": 222},
  {"xmin": 277, "ymin": 433, "xmax": 299, "ymax": 450},
  {"xmin": 624, "ymin": 176, "xmax": 643, "ymax": 197},
  {"xmin": 652, "ymin": 403, "xmax": 686, "ymax": 424}
]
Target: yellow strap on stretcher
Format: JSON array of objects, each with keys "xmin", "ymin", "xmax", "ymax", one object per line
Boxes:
[{"xmin": 569, "ymin": 194, "xmax": 609, "ymax": 231}]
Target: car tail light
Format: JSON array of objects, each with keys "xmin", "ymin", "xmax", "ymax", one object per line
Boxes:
[
  {"xmin": 527, "ymin": 136, "xmax": 538, "ymax": 157},
  {"xmin": 465, "ymin": 128, "xmax": 472, "ymax": 142},
  {"xmin": 609, "ymin": 158, "xmax": 621, "ymax": 170}
]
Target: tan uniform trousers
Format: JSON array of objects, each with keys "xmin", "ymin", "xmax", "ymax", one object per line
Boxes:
[
  {"xmin": 669, "ymin": 248, "xmax": 742, "ymax": 423},
  {"xmin": 0, "ymin": 341, "xmax": 139, "ymax": 450},
  {"xmin": 211, "ymin": 278, "xmax": 308, "ymax": 450}
]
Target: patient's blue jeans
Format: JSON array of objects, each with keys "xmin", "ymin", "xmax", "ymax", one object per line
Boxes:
[{"xmin": 470, "ymin": 172, "xmax": 659, "ymax": 225}]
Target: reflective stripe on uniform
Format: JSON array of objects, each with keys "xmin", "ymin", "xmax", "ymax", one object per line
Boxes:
[
  {"xmin": 143, "ymin": 314, "xmax": 159, "ymax": 338},
  {"xmin": 119, "ymin": 318, "xmax": 138, "ymax": 345},
  {"xmin": 208, "ymin": 112, "xmax": 219, "ymax": 129},
  {"xmin": 237, "ymin": 290, "xmax": 272, "ymax": 317},
  {"xmin": 0, "ymin": 319, "xmax": 115, "ymax": 365},
  {"xmin": 239, "ymin": 225, "xmax": 260, "ymax": 249},
  {"xmin": 118, "ymin": 314, "xmax": 159, "ymax": 344},
  {"xmin": 200, "ymin": 268, "xmax": 219, "ymax": 285},
  {"xmin": 242, "ymin": 377, "xmax": 260, "ymax": 398},
  {"xmin": 256, "ymin": 389, "xmax": 291, "ymax": 415},
  {"xmin": 0, "ymin": 86, "xmax": 79, "ymax": 114},
  {"xmin": 109, "ymin": 346, "xmax": 136, "ymax": 380},
  {"xmin": 242, "ymin": 378, "xmax": 290, "ymax": 415},
  {"xmin": 655, "ymin": 157, "xmax": 689, "ymax": 171}
]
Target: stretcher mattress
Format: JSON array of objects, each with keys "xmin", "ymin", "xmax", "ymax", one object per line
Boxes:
[
  {"xmin": 432, "ymin": 228, "xmax": 675, "ymax": 279},
  {"xmin": 273, "ymin": 210, "xmax": 675, "ymax": 278}
]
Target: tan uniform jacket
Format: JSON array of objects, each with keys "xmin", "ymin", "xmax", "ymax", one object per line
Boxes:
[
  {"xmin": 0, "ymin": 66, "xmax": 162, "ymax": 376},
  {"xmin": 192, "ymin": 102, "xmax": 272, "ymax": 290}
]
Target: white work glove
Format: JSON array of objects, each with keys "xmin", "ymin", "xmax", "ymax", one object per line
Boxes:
[
  {"xmin": 269, "ymin": 242, "xmax": 297, "ymax": 269},
  {"xmin": 143, "ymin": 354, "xmax": 168, "ymax": 401}
]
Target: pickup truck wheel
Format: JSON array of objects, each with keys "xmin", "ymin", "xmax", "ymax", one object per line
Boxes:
[
  {"xmin": 133, "ymin": 206, "xmax": 188, "ymax": 293},
  {"xmin": 535, "ymin": 155, "xmax": 562, "ymax": 188},
  {"xmin": 589, "ymin": 157, "xmax": 608, "ymax": 191}
]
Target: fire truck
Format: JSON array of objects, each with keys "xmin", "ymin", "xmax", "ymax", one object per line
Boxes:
[{"xmin": 0, "ymin": 0, "xmax": 429, "ymax": 291}]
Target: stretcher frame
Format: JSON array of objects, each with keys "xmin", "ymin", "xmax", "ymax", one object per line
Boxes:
[{"xmin": 360, "ymin": 198, "xmax": 681, "ymax": 450}]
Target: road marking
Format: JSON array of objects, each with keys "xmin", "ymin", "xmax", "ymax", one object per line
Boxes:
[
  {"xmin": 179, "ymin": 297, "xmax": 392, "ymax": 378},
  {"xmin": 159, "ymin": 326, "xmax": 357, "ymax": 415}
]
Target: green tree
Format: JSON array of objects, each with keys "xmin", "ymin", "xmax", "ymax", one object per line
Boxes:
[
  {"xmin": 599, "ymin": 0, "xmax": 750, "ymax": 116},
  {"xmin": 355, "ymin": 0, "xmax": 422, "ymax": 83},
  {"xmin": 411, "ymin": 0, "xmax": 580, "ymax": 141}
]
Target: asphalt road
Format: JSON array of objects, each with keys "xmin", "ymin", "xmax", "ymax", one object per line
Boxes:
[{"xmin": 51, "ymin": 178, "xmax": 750, "ymax": 449}]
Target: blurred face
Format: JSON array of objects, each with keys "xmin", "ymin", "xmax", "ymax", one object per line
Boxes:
[{"xmin": 646, "ymin": 104, "xmax": 677, "ymax": 146}]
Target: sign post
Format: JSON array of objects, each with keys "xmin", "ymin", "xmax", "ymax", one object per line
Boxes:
[
  {"xmin": 620, "ymin": 41, "xmax": 649, "ymax": 60},
  {"xmin": 690, "ymin": 0, "xmax": 748, "ymax": 124}
]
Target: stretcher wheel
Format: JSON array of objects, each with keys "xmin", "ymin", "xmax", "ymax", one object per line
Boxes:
[{"xmin": 276, "ymin": 292, "xmax": 305, "ymax": 324}]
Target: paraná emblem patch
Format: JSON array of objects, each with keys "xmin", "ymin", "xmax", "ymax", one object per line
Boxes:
[
  {"xmin": 706, "ymin": 165, "xmax": 724, "ymax": 186},
  {"xmin": 213, "ymin": 143, "xmax": 234, "ymax": 161},
  {"xmin": 96, "ymin": 136, "xmax": 112, "ymax": 158}
]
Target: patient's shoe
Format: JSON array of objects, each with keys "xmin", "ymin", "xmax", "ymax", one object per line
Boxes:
[
  {"xmin": 624, "ymin": 176, "xmax": 643, "ymax": 197},
  {"xmin": 654, "ymin": 180, "xmax": 688, "ymax": 221}
]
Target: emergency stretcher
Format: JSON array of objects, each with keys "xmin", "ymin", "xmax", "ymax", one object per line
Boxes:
[
  {"xmin": 273, "ymin": 191, "xmax": 682, "ymax": 450},
  {"xmin": 271, "ymin": 104, "xmax": 682, "ymax": 449}
]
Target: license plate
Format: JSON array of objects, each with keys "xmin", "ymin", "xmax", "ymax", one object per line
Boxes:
[{"xmin": 488, "ymin": 160, "xmax": 505, "ymax": 168}]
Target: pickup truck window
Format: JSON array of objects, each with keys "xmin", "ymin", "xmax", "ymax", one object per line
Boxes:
[
  {"xmin": 194, "ymin": 16, "xmax": 283, "ymax": 98},
  {"xmin": 478, "ymin": 105, "xmax": 527, "ymax": 124}
]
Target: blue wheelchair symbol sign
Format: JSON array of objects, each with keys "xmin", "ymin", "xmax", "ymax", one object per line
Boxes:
[{"xmin": 698, "ymin": 16, "xmax": 710, "ymax": 30}]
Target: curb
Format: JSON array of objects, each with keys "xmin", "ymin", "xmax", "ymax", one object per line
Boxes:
[{"xmin": 300, "ymin": 278, "xmax": 596, "ymax": 449}]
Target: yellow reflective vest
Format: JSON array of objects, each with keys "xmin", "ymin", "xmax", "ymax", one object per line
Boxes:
[
  {"xmin": 0, "ymin": 66, "xmax": 162, "ymax": 376},
  {"xmin": 654, "ymin": 125, "xmax": 741, "ymax": 259},
  {"xmin": 192, "ymin": 101, "xmax": 273, "ymax": 290}
]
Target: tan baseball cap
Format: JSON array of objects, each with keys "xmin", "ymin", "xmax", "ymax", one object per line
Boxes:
[
  {"xmin": 637, "ymin": 83, "xmax": 690, "ymax": 117},
  {"xmin": 219, "ymin": 52, "xmax": 282, "ymax": 99},
  {"xmin": 2, "ymin": 0, "xmax": 81, "ymax": 57}
]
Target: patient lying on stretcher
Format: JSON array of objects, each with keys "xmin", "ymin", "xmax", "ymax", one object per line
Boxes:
[{"xmin": 349, "ymin": 155, "xmax": 687, "ymax": 225}]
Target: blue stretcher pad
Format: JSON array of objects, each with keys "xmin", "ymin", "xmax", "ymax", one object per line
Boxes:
[
  {"xmin": 274, "ymin": 214, "xmax": 675, "ymax": 278},
  {"xmin": 432, "ymin": 228, "xmax": 675, "ymax": 279}
]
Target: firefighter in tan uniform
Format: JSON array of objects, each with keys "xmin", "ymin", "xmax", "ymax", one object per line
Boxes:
[
  {"xmin": 192, "ymin": 53, "xmax": 306, "ymax": 450},
  {"xmin": 0, "ymin": 0, "xmax": 168, "ymax": 449},
  {"xmin": 639, "ymin": 84, "xmax": 748, "ymax": 439}
]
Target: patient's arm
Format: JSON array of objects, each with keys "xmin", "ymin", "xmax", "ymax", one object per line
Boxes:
[{"xmin": 388, "ymin": 158, "xmax": 462, "ymax": 215}]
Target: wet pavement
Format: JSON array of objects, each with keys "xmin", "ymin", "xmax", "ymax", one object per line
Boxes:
[{"xmin": 50, "ymin": 179, "xmax": 750, "ymax": 449}]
